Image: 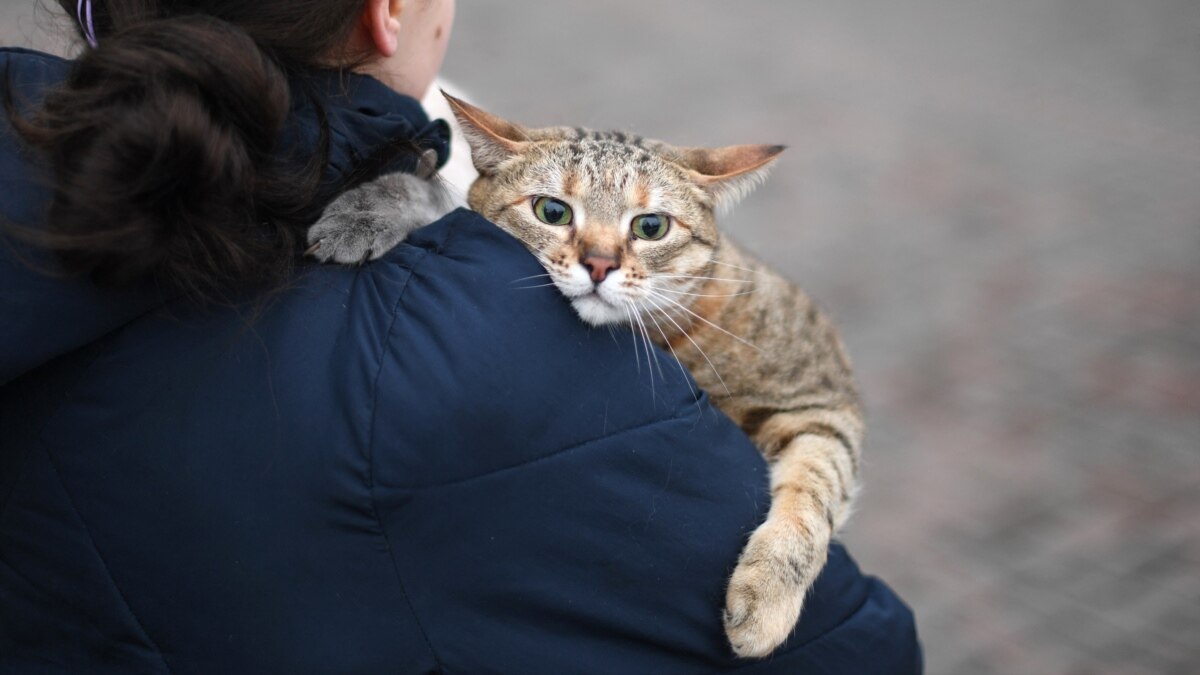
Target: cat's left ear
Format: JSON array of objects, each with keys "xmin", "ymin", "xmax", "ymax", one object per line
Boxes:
[
  {"xmin": 676, "ymin": 144, "xmax": 785, "ymax": 213},
  {"xmin": 441, "ymin": 92, "xmax": 531, "ymax": 176}
]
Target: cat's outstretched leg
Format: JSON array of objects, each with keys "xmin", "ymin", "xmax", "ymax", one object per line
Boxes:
[
  {"xmin": 723, "ymin": 508, "xmax": 828, "ymax": 658},
  {"xmin": 307, "ymin": 163, "xmax": 455, "ymax": 264},
  {"xmin": 723, "ymin": 408, "xmax": 862, "ymax": 658}
]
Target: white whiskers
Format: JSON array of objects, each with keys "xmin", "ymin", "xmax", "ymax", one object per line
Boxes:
[
  {"xmin": 628, "ymin": 300, "xmax": 662, "ymax": 394},
  {"xmin": 509, "ymin": 271, "xmax": 553, "ymax": 283},
  {"xmin": 644, "ymin": 288, "xmax": 761, "ymax": 353},
  {"xmin": 639, "ymin": 293, "xmax": 733, "ymax": 396},
  {"xmin": 655, "ymin": 287, "xmax": 756, "ymax": 299},
  {"xmin": 512, "ymin": 282, "xmax": 560, "ymax": 290},
  {"xmin": 708, "ymin": 259, "xmax": 761, "ymax": 275},
  {"xmin": 655, "ymin": 274, "xmax": 754, "ymax": 284},
  {"xmin": 636, "ymin": 298, "xmax": 700, "ymax": 403}
]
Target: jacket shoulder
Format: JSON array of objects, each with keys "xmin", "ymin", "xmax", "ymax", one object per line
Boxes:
[
  {"xmin": 367, "ymin": 207, "xmax": 704, "ymax": 488},
  {"xmin": 361, "ymin": 209, "xmax": 922, "ymax": 672}
]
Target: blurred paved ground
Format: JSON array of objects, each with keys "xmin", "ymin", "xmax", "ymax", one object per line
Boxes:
[{"xmin": 6, "ymin": 1, "xmax": 1199, "ymax": 672}]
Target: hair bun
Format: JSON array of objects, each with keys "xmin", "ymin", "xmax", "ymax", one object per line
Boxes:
[{"xmin": 28, "ymin": 15, "xmax": 295, "ymax": 295}]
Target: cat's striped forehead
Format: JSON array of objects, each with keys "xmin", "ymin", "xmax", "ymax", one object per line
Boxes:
[
  {"xmin": 553, "ymin": 129, "xmax": 665, "ymax": 170},
  {"xmin": 566, "ymin": 127, "xmax": 649, "ymax": 148},
  {"xmin": 513, "ymin": 131, "xmax": 704, "ymax": 223},
  {"xmin": 521, "ymin": 124, "xmax": 676, "ymax": 170}
]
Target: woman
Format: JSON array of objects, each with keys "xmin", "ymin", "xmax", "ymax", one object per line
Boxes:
[{"xmin": 0, "ymin": 1, "xmax": 921, "ymax": 672}]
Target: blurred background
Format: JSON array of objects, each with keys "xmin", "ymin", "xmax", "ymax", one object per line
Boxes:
[{"xmin": 5, "ymin": 1, "xmax": 1198, "ymax": 672}]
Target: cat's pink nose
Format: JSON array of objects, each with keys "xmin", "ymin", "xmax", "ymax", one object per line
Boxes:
[{"xmin": 583, "ymin": 253, "xmax": 619, "ymax": 283}]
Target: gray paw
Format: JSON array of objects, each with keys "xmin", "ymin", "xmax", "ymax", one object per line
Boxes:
[
  {"xmin": 307, "ymin": 172, "xmax": 454, "ymax": 265},
  {"xmin": 307, "ymin": 210, "xmax": 410, "ymax": 264}
]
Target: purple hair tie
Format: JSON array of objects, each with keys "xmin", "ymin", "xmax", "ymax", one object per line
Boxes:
[{"xmin": 77, "ymin": 0, "xmax": 98, "ymax": 48}]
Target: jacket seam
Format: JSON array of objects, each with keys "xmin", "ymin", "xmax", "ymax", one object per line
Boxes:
[
  {"xmin": 386, "ymin": 407, "xmax": 702, "ymax": 493},
  {"xmin": 38, "ymin": 444, "xmax": 174, "ymax": 675},
  {"xmin": 434, "ymin": 208, "xmax": 464, "ymax": 253},
  {"xmin": 1, "ymin": 341, "xmax": 110, "ymax": 518},
  {"xmin": 0, "ymin": 442, "xmax": 33, "ymax": 524},
  {"xmin": 363, "ymin": 245, "xmax": 446, "ymax": 672}
]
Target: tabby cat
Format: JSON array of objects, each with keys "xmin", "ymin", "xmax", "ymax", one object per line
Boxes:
[{"xmin": 307, "ymin": 94, "xmax": 864, "ymax": 659}]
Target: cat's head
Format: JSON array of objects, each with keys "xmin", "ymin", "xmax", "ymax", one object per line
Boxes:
[{"xmin": 444, "ymin": 93, "xmax": 782, "ymax": 327}]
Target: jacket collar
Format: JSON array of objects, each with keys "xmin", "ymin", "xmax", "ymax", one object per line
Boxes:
[{"xmin": 287, "ymin": 69, "xmax": 452, "ymax": 190}]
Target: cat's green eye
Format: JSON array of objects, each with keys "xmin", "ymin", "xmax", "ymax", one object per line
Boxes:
[
  {"xmin": 533, "ymin": 196, "xmax": 573, "ymax": 226},
  {"xmin": 631, "ymin": 214, "xmax": 669, "ymax": 241}
]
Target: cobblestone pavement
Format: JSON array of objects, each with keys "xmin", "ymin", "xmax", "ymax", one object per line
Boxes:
[{"xmin": 6, "ymin": 1, "xmax": 1198, "ymax": 672}]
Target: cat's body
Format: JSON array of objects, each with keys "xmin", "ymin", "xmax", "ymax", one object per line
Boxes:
[{"xmin": 308, "ymin": 95, "xmax": 863, "ymax": 659}]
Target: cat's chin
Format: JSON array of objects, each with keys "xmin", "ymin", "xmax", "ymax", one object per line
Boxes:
[{"xmin": 571, "ymin": 294, "xmax": 627, "ymax": 327}]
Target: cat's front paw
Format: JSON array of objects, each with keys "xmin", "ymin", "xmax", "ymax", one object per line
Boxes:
[
  {"xmin": 306, "ymin": 172, "xmax": 452, "ymax": 265},
  {"xmin": 306, "ymin": 209, "xmax": 407, "ymax": 265},
  {"xmin": 723, "ymin": 516, "xmax": 830, "ymax": 659}
]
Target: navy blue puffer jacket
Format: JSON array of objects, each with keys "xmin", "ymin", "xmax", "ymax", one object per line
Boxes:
[{"xmin": 0, "ymin": 48, "xmax": 920, "ymax": 674}]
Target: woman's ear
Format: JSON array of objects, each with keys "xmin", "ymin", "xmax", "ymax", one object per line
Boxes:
[{"xmin": 362, "ymin": 0, "xmax": 404, "ymax": 58}]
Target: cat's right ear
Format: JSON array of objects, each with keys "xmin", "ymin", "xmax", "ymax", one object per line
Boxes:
[
  {"xmin": 441, "ymin": 92, "xmax": 530, "ymax": 175},
  {"xmin": 676, "ymin": 144, "xmax": 786, "ymax": 214}
]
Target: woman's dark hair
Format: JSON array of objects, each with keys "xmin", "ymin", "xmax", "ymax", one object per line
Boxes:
[{"xmin": 5, "ymin": 0, "xmax": 374, "ymax": 299}]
